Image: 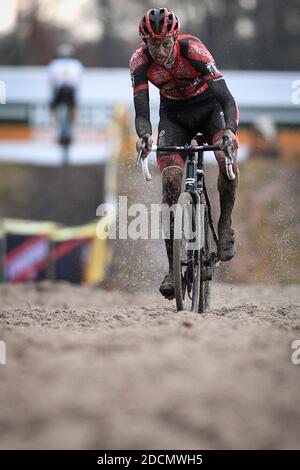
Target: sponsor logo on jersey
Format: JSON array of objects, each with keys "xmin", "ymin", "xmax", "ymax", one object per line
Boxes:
[
  {"xmin": 188, "ymin": 42, "xmax": 214, "ymax": 62},
  {"xmin": 130, "ymin": 47, "xmax": 148, "ymax": 74},
  {"xmin": 148, "ymin": 67, "xmax": 170, "ymax": 84},
  {"xmin": 206, "ymin": 62, "xmax": 220, "ymax": 77}
]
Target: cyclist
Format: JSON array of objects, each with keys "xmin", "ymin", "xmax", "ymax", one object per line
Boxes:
[
  {"xmin": 48, "ymin": 44, "xmax": 83, "ymax": 130},
  {"xmin": 130, "ymin": 7, "xmax": 239, "ymax": 300}
]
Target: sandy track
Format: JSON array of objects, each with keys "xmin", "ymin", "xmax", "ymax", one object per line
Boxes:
[{"xmin": 0, "ymin": 282, "xmax": 300, "ymax": 449}]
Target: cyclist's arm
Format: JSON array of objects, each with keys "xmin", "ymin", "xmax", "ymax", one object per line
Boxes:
[
  {"xmin": 133, "ymin": 89, "xmax": 152, "ymax": 137},
  {"xmin": 208, "ymin": 78, "xmax": 239, "ymax": 134},
  {"xmin": 75, "ymin": 60, "xmax": 84, "ymax": 86},
  {"xmin": 130, "ymin": 48, "xmax": 152, "ymax": 137},
  {"xmin": 184, "ymin": 38, "xmax": 239, "ymax": 133},
  {"xmin": 47, "ymin": 60, "xmax": 56, "ymax": 87}
]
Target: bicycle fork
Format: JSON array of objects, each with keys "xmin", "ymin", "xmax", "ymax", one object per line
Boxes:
[
  {"xmin": 185, "ymin": 150, "xmax": 205, "ymax": 252},
  {"xmin": 185, "ymin": 150, "xmax": 216, "ymax": 283}
]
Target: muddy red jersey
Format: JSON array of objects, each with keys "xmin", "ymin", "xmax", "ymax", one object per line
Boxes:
[
  {"xmin": 130, "ymin": 34, "xmax": 223, "ymax": 101},
  {"xmin": 130, "ymin": 34, "xmax": 239, "ymax": 135}
]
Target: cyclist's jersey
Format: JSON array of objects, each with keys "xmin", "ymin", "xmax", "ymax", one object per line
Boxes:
[
  {"xmin": 130, "ymin": 34, "xmax": 223, "ymax": 100},
  {"xmin": 48, "ymin": 58, "xmax": 83, "ymax": 88},
  {"xmin": 130, "ymin": 34, "xmax": 239, "ymax": 133}
]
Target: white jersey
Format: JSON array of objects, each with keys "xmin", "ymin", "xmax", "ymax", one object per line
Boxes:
[{"xmin": 48, "ymin": 58, "xmax": 83, "ymax": 88}]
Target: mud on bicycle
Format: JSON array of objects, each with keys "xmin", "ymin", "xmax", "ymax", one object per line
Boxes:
[{"xmin": 136, "ymin": 133, "xmax": 235, "ymax": 313}]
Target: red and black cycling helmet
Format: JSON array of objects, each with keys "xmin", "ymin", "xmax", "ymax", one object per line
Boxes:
[{"xmin": 139, "ymin": 7, "xmax": 180, "ymax": 41}]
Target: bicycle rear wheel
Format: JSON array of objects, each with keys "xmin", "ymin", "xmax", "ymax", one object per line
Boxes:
[{"xmin": 173, "ymin": 192, "xmax": 201, "ymax": 312}]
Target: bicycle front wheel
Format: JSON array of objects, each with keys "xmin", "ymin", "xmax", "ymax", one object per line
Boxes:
[
  {"xmin": 198, "ymin": 206, "xmax": 211, "ymax": 313},
  {"xmin": 173, "ymin": 191, "xmax": 201, "ymax": 312}
]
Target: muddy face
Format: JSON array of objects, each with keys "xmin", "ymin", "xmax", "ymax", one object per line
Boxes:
[{"xmin": 147, "ymin": 36, "xmax": 176, "ymax": 66}]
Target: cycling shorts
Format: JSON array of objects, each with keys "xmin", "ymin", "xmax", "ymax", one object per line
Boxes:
[
  {"xmin": 50, "ymin": 85, "xmax": 76, "ymax": 110},
  {"xmin": 157, "ymin": 95, "xmax": 225, "ymax": 172}
]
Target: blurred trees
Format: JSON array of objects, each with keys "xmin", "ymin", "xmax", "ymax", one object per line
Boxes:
[
  {"xmin": 0, "ymin": 0, "xmax": 299, "ymax": 69},
  {"xmin": 0, "ymin": 1, "xmax": 69, "ymax": 65}
]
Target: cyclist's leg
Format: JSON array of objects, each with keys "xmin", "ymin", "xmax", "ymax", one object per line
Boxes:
[
  {"xmin": 50, "ymin": 86, "xmax": 61, "ymax": 122},
  {"xmin": 203, "ymin": 103, "xmax": 239, "ymax": 261},
  {"xmin": 157, "ymin": 111, "xmax": 192, "ymax": 298},
  {"xmin": 52, "ymin": 86, "xmax": 65, "ymax": 142},
  {"xmin": 59, "ymin": 85, "xmax": 76, "ymax": 124},
  {"xmin": 65, "ymin": 85, "xmax": 76, "ymax": 123}
]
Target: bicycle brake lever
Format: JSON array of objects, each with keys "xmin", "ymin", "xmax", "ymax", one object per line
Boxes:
[
  {"xmin": 136, "ymin": 135, "xmax": 149, "ymax": 166},
  {"xmin": 135, "ymin": 139, "xmax": 152, "ymax": 181},
  {"xmin": 136, "ymin": 147, "xmax": 144, "ymax": 166}
]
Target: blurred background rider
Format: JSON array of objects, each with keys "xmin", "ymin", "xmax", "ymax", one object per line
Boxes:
[{"xmin": 48, "ymin": 44, "xmax": 84, "ymax": 126}]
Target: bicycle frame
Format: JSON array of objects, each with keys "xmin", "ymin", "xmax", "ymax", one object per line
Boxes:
[{"xmin": 183, "ymin": 144, "xmax": 205, "ymax": 250}]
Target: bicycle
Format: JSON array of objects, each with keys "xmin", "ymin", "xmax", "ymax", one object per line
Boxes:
[{"xmin": 136, "ymin": 133, "xmax": 235, "ymax": 313}]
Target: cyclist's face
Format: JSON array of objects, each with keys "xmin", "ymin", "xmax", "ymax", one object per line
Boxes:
[{"xmin": 147, "ymin": 36, "xmax": 176, "ymax": 66}]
